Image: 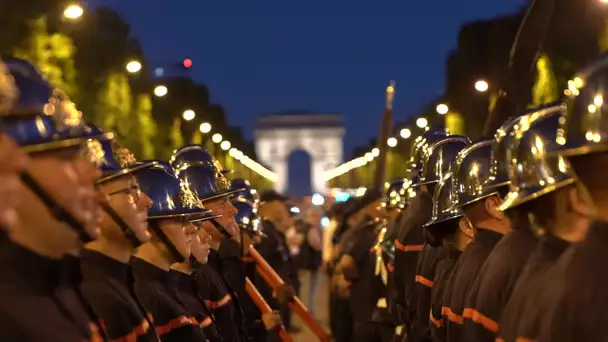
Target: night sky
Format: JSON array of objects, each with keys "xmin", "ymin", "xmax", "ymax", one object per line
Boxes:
[{"xmin": 89, "ymin": 0, "xmax": 524, "ymax": 155}]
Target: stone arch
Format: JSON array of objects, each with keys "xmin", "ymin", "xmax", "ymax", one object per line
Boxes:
[{"xmin": 255, "ymin": 113, "xmax": 344, "ymax": 194}]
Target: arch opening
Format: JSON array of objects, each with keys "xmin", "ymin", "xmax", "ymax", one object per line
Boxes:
[{"xmin": 287, "ymin": 149, "xmax": 312, "ymax": 197}]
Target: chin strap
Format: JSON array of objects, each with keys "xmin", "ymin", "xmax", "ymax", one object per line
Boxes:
[
  {"xmin": 20, "ymin": 171, "xmax": 92, "ymax": 243},
  {"xmin": 148, "ymin": 220, "xmax": 185, "ymax": 263},
  {"xmin": 98, "ymin": 198, "xmax": 142, "ymax": 248},
  {"xmin": 210, "ymin": 218, "xmax": 233, "ymax": 238}
]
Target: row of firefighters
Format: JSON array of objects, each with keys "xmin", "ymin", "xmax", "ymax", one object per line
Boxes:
[
  {"xmin": 325, "ymin": 52, "xmax": 608, "ymax": 342},
  {"xmin": 0, "ymin": 56, "xmax": 321, "ymax": 342}
]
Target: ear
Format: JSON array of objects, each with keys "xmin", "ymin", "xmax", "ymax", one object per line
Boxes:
[
  {"xmin": 568, "ymin": 184, "xmax": 596, "ymax": 218},
  {"xmin": 458, "ymin": 217, "xmax": 474, "ymax": 239},
  {"xmin": 485, "ymin": 195, "xmax": 505, "ymax": 220}
]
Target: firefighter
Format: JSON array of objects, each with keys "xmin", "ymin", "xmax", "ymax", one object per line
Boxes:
[
  {"xmin": 131, "ymin": 161, "xmax": 216, "ymax": 341},
  {"xmin": 0, "ymin": 57, "xmax": 105, "ymax": 341}
]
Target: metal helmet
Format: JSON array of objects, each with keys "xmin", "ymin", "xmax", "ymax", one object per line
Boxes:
[
  {"xmin": 551, "ymin": 54, "xmax": 608, "ymax": 157},
  {"xmin": 382, "ymin": 178, "xmax": 407, "ymax": 210},
  {"xmin": 499, "ymin": 104, "xmax": 576, "ymax": 211},
  {"xmin": 452, "ymin": 140, "xmax": 497, "ymax": 209},
  {"xmin": 230, "ymin": 178, "xmax": 260, "ymax": 205},
  {"xmin": 417, "ymin": 135, "xmax": 471, "ymax": 186},
  {"xmin": 232, "ymin": 197, "xmax": 265, "ymax": 237},
  {"xmin": 423, "ymin": 172, "xmax": 462, "ymax": 228},
  {"xmin": 484, "ymin": 115, "xmax": 527, "ymax": 191},
  {"xmin": 406, "ymin": 126, "xmax": 450, "ymax": 172}
]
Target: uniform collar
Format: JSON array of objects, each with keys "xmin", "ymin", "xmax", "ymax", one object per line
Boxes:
[
  {"xmin": 0, "ymin": 238, "xmax": 62, "ymax": 293},
  {"xmin": 81, "ymin": 249, "xmax": 131, "ymax": 284},
  {"xmin": 169, "ymin": 269, "xmax": 195, "ymax": 290},
  {"xmin": 130, "ymin": 256, "xmax": 172, "ymax": 284},
  {"xmin": 474, "ymin": 228, "xmax": 504, "ymax": 246},
  {"xmin": 540, "ymin": 234, "xmax": 570, "ymax": 255}
]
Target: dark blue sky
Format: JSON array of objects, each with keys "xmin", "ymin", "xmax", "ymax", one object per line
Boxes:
[{"xmin": 91, "ymin": 0, "xmax": 524, "ymax": 157}]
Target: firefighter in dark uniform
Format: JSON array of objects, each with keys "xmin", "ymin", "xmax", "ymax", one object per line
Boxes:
[
  {"xmin": 80, "ymin": 127, "xmax": 160, "ymax": 342},
  {"xmin": 461, "ymin": 108, "xmax": 571, "ymax": 341},
  {"xmin": 171, "ymin": 145, "xmax": 249, "ymax": 342},
  {"xmin": 531, "ymin": 54, "xmax": 608, "ymax": 342},
  {"xmin": 232, "ymin": 196, "xmax": 283, "ymax": 341},
  {"xmin": 407, "ymin": 135, "xmax": 471, "ymax": 342},
  {"xmin": 257, "ymin": 190, "xmax": 299, "ymax": 332},
  {"xmin": 0, "ymin": 57, "xmax": 106, "ymax": 342},
  {"xmin": 496, "ymin": 104, "xmax": 589, "ymax": 341},
  {"xmin": 333, "ymin": 189, "xmax": 390, "ymax": 342},
  {"xmin": 168, "ymin": 211, "xmax": 224, "ymax": 341},
  {"xmin": 422, "ymin": 169, "xmax": 473, "ymax": 342},
  {"xmin": 131, "ymin": 160, "xmax": 215, "ymax": 341},
  {"xmin": 443, "ymin": 121, "xmax": 519, "ymax": 341},
  {"xmin": 391, "ymin": 127, "xmax": 449, "ymax": 340}
]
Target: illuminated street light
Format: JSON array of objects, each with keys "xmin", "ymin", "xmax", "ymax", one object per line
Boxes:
[
  {"xmin": 63, "ymin": 4, "xmax": 84, "ymax": 20},
  {"xmin": 387, "ymin": 137, "xmax": 398, "ymax": 147},
  {"xmin": 364, "ymin": 152, "xmax": 373, "ymax": 161},
  {"xmin": 416, "ymin": 117, "xmax": 428, "ymax": 128},
  {"xmin": 182, "ymin": 109, "xmax": 195, "ymax": 121},
  {"xmin": 154, "ymin": 85, "xmax": 168, "ymax": 97},
  {"xmin": 220, "ymin": 140, "xmax": 231, "ymax": 151},
  {"xmin": 212, "ymin": 133, "xmax": 222, "ymax": 143},
  {"xmin": 126, "ymin": 60, "xmax": 142, "ymax": 74},
  {"xmin": 371, "ymin": 148, "xmax": 380, "ymax": 157},
  {"xmin": 475, "ymin": 80, "xmax": 489, "ymax": 92},
  {"xmin": 400, "ymin": 128, "xmax": 411, "ymax": 139},
  {"xmin": 199, "ymin": 122, "xmax": 211, "ymax": 133},
  {"xmin": 436, "ymin": 103, "xmax": 449, "ymax": 115}
]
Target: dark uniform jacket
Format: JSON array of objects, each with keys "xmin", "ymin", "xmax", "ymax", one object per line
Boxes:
[
  {"xmin": 413, "ymin": 244, "xmax": 446, "ymax": 342},
  {"xmin": 242, "ymin": 256, "xmax": 273, "ymax": 341},
  {"xmin": 131, "ymin": 257, "xmax": 206, "ymax": 341},
  {"xmin": 256, "ymin": 220, "xmax": 297, "ymax": 290},
  {"xmin": 0, "ymin": 239, "xmax": 104, "ymax": 342},
  {"xmin": 535, "ymin": 221, "xmax": 608, "ymax": 342},
  {"xmin": 497, "ymin": 234, "xmax": 570, "ymax": 342},
  {"xmin": 168, "ymin": 269, "xmax": 223, "ymax": 341},
  {"xmin": 81, "ymin": 249, "xmax": 158, "ymax": 342},
  {"xmin": 443, "ymin": 229, "xmax": 503, "ymax": 342},
  {"xmin": 429, "ymin": 249, "xmax": 461, "ymax": 342},
  {"xmin": 392, "ymin": 192, "xmax": 433, "ymax": 332},
  {"xmin": 196, "ymin": 249, "xmax": 248, "ymax": 342},
  {"xmin": 463, "ymin": 228, "xmax": 538, "ymax": 341}
]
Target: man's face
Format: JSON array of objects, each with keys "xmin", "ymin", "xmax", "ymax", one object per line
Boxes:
[
  {"xmin": 263, "ymin": 201, "xmax": 292, "ymax": 232},
  {"xmin": 17, "ymin": 149, "xmax": 102, "ymax": 257},
  {"xmin": 191, "ymin": 225, "xmax": 212, "ymax": 264},
  {"xmin": 0, "ymin": 134, "xmax": 29, "ymax": 231},
  {"xmin": 158, "ymin": 218, "xmax": 197, "ymax": 260},
  {"xmin": 204, "ymin": 197, "xmax": 238, "ymax": 237},
  {"xmin": 98, "ymin": 175, "xmax": 152, "ymax": 245}
]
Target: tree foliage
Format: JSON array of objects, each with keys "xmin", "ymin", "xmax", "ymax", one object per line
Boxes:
[
  {"xmin": 132, "ymin": 94, "xmax": 157, "ymax": 159},
  {"xmin": 531, "ymin": 54, "xmax": 558, "ymax": 107}
]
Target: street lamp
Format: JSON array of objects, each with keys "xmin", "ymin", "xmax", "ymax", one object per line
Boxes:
[
  {"xmin": 436, "ymin": 103, "xmax": 449, "ymax": 115},
  {"xmin": 371, "ymin": 148, "xmax": 380, "ymax": 157},
  {"xmin": 199, "ymin": 122, "xmax": 211, "ymax": 133},
  {"xmin": 63, "ymin": 4, "xmax": 84, "ymax": 20},
  {"xmin": 154, "ymin": 85, "xmax": 168, "ymax": 97},
  {"xmin": 364, "ymin": 152, "xmax": 374, "ymax": 161},
  {"xmin": 387, "ymin": 137, "xmax": 398, "ymax": 147},
  {"xmin": 400, "ymin": 128, "xmax": 411, "ymax": 139},
  {"xmin": 220, "ymin": 141, "xmax": 231, "ymax": 151},
  {"xmin": 182, "ymin": 109, "xmax": 195, "ymax": 121},
  {"xmin": 416, "ymin": 117, "xmax": 428, "ymax": 128},
  {"xmin": 212, "ymin": 133, "xmax": 222, "ymax": 143},
  {"xmin": 126, "ymin": 60, "xmax": 142, "ymax": 74},
  {"xmin": 475, "ymin": 80, "xmax": 489, "ymax": 92}
]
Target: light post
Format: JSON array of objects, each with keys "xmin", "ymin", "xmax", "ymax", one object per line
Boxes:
[
  {"xmin": 182, "ymin": 109, "xmax": 195, "ymax": 121},
  {"xmin": 154, "ymin": 85, "xmax": 168, "ymax": 97},
  {"xmin": 63, "ymin": 4, "xmax": 84, "ymax": 20},
  {"xmin": 126, "ymin": 60, "xmax": 142, "ymax": 74},
  {"xmin": 475, "ymin": 80, "xmax": 489, "ymax": 92}
]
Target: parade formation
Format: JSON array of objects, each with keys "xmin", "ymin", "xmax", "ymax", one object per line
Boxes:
[{"xmin": 3, "ymin": 2, "xmax": 608, "ymax": 342}]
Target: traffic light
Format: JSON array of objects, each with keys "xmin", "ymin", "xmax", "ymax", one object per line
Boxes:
[{"xmin": 183, "ymin": 58, "xmax": 192, "ymax": 69}]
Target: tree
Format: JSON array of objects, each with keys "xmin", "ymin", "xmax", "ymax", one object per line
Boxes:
[
  {"xmin": 131, "ymin": 94, "xmax": 157, "ymax": 159},
  {"xmin": 531, "ymin": 54, "xmax": 558, "ymax": 107},
  {"xmin": 170, "ymin": 117, "xmax": 184, "ymax": 154},
  {"xmin": 94, "ymin": 72, "xmax": 132, "ymax": 138}
]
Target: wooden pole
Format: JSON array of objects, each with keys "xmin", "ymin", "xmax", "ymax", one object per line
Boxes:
[
  {"xmin": 373, "ymin": 81, "xmax": 395, "ymax": 190},
  {"xmin": 249, "ymin": 246, "xmax": 332, "ymax": 342},
  {"xmin": 245, "ymin": 277, "xmax": 293, "ymax": 342}
]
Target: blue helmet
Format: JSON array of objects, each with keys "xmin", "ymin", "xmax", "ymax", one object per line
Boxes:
[
  {"xmin": 136, "ymin": 160, "xmax": 218, "ymax": 221},
  {"xmin": 170, "ymin": 145, "xmax": 244, "ymax": 202},
  {"xmin": 1, "ymin": 57, "xmax": 103, "ymax": 152},
  {"xmin": 230, "ymin": 178, "xmax": 260, "ymax": 204},
  {"xmin": 232, "ymin": 197, "xmax": 265, "ymax": 237}
]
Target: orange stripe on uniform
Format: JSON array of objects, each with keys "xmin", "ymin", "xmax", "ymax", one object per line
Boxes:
[
  {"xmin": 415, "ymin": 275, "xmax": 434, "ymax": 288},
  {"xmin": 515, "ymin": 338, "xmax": 537, "ymax": 342},
  {"xmin": 155, "ymin": 315, "xmax": 198, "ymax": 335},
  {"xmin": 394, "ymin": 240, "xmax": 424, "ymax": 252},
  {"xmin": 199, "ymin": 316, "xmax": 213, "ymax": 328},
  {"xmin": 110, "ymin": 318, "xmax": 152, "ymax": 342},
  {"xmin": 205, "ymin": 294, "xmax": 232, "ymax": 309},
  {"xmin": 387, "ymin": 262, "xmax": 395, "ymax": 273},
  {"xmin": 430, "ymin": 309, "xmax": 443, "ymax": 327},
  {"xmin": 465, "ymin": 308, "xmax": 499, "ymax": 333},
  {"xmin": 441, "ymin": 306, "xmax": 464, "ymax": 325}
]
